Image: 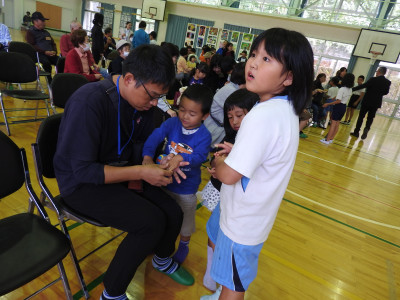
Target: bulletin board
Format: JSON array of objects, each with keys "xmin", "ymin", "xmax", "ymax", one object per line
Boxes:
[{"xmin": 36, "ymin": 1, "xmax": 62, "ymax": 29}]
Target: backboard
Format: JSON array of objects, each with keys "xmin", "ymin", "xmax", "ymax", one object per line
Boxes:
[
  {"xmin": 142, "ymin": 0, "xmax": 166, "ymax": 21},
  {"xmin": 353, "ymin": 29, "xmax": 400, "ymax": 63}
]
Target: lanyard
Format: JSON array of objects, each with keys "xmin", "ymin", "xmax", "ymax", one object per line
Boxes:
[{"xmin": 116, "ymin": 75, "xmax": 136, "ymax": 158}]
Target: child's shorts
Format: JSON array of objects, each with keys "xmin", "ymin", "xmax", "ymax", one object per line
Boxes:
[
  {"xmin": 200, "ymin": 180, "xmax": 220, "ymax": 212},
  {"xmin": 347, "ymin": 94, "xmax": 359, "ymax": 108},
  {"xmin": 324, "ymin": 98, "xmax": 335, "ymax": 113},
  {"xmin": 206, "ymin": 203, "xmax": 264, "ymax": 292},
  {"xmin": 164, "ymin": 189, "xmax": 197, "ymax": 237},
  {"xmin": 332, "ymin": 103, "xmax": 346, "ymax": 121}
]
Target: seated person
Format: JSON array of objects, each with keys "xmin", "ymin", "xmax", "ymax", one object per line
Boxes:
[
  {"xmin": 22, "ymin": 11, "xmax": 31, "ymax": 26},
  {"xmin": 26, "ymin": 11, "xmax": 58, "ymax": 82},
  {"xmin": 103, "ymin": 27, "xmax": 116, "ymax": 59},
  {"xmin": 108, "ymin": 39, "xmax": 130, "ymax": 76},
  {"xmin": 60, "ymin": 20, "xmax": 82, "ymax": 57},
  {"xmin": 54, "ymin": 44, "xmax": 194, "ymax": 300},
  {"xmin": 64, "ymin": 29, "xmax": 102, "ymax": 82}
]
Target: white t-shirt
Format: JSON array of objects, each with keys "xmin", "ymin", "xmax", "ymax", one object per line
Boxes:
[
  {"xmin": 353, "ymin": 86, "xmax": 365, "ymax": 96},
  {"xmin": 337, "ymin": 87, "xmax": 353, "ymax": 105},
  {"xmin": 220, "ymin": 96, "xmax": 299, "ymax": 245},
  {"xmin": 327, "ymin": 86, "xmax": 339, "ymax": 99}
]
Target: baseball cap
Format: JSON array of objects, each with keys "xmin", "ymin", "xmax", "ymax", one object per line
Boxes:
[
  {"xmin": 116, "ymin": 39, "xmax": 130, "ymax": 50},
  {"xmin": 203, "ymin": 51, "xmax": 213, "ymax": 59},
  {"xmin": 31, "ymin": 11, "xmax": 49, "ymax": 21}
]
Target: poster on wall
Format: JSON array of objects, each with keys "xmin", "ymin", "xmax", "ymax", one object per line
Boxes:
[
  {"xmin": 198, "ymin": 25, "xmax": 206, "ymax": 37},
  {"xmin": 239, "ymin": 33, "xmax": 253, "ymax": 55},
  {"xmin": 221, "ymin": 29, "xmax": 228, "ymax": 41},
  {"xmin": 206, "ymin": 35, "xmax": 217, "ymax": 48},
  {"xmin": 209, "ymin": 27, "xmax": 219, "ymax": 37},
  {"xmin": 185, "ymin": 23, "xmax": 197, "ymax": 47},
  {"xmin": 197, "ymin": 36, "xmax": 204, "ymax": 49},
  {"xmin": 231, "ymin": 31, "xmax": 240, "ymax": 43},
  {"xmin": 242, "ymin": 33, "xmax": 254, "ymax": 43}
]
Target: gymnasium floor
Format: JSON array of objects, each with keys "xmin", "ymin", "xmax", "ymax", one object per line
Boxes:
[{"xmin": 1, "ymin": 28, "xmax": 399, "ymax": 300}]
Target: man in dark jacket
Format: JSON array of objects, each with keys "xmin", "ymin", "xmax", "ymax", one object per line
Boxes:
[
  {"xmin": 350, "ymin": 67, "xmax": 391, "ymax": 140},
  {"xmin": 26, "ymin": 11, "xmax": 58, "ymax": 82}
]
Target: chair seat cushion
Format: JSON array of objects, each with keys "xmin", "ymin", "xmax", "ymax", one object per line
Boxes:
[
  {"xmin": 55, "ymin": 195, "xmax": 107, "ymax": 227},
  {"xmin": 0, "ymin": 213, "xmax": 70, "ymax": 295},
  {"xmin": 1, "ymin": 89, "xmax": 49, "ymax": 100}
]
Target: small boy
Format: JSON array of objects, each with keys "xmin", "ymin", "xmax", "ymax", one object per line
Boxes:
[
  {"xmin": 323, "ymin": 76, "xmax": 339, "ymax": 128},
  {"xmin": 342, "ymin": 75, "xmax": 365, "ymax": 125},
  {"xmin": 237, "ymin": 50, "xmax": 247, "ymax": 63},
  {"xmin": 187, "ymin": 54, "xmax": 197, "ymax": 70},
  {"xmin": 142, "ymin": 84, "xmax": 213, "ymax": 264}
]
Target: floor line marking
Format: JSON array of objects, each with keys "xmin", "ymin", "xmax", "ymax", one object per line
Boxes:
[
  {"xmin": 286, "ymin": 189, "xmax": 400, "ymax": 230},
  {"xmin": 293, "ymin": 169, "xmax": 400, "ymax": 211},
  {"xmin": 264, "ymin": 249, "xmax": 363, "ymax": 300},
  {"xmin": 297, "ymin": 150, "xmax": 400, "ymax": 187}
]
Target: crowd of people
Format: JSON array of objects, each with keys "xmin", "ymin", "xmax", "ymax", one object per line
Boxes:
[{"xmin": 1, "ymin": 10, "xmax": 393, "ymax": 300}]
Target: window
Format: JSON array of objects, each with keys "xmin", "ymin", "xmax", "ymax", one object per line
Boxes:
[
  {"xmin": 135, "ymin": 9, "xmax": 156, "ymax": 33},
  {"xmin": 378, "ymin": 58, "xmax": 400, "ymax": 118},
  {"xmin": 82, "ymin": 1, "xmax": 101, "ymax": 32}
]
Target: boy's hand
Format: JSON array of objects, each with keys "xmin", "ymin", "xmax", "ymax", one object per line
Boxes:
[
  {"xmin": 322, "ymin": 103, "xmax": 329, "ymax": 108},
  {"xmin": 214, "ymin": 141, "xmax": 233, "ymax": 156},
  {"xmin": 141, "ymin": 164, "xmax": 172, "ymax": 186},
  {"xmin": 207, "ymin": 167, "xmax": 217, "ymax": 178},
  {"xmin": 161, "ymin": 154, "xmax": 189, "ymax": 183}
]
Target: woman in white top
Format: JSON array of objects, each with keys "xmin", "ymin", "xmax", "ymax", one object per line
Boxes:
[{"xmin": 321, "ymin": 73, "xmax": 355, "ymax": 144}]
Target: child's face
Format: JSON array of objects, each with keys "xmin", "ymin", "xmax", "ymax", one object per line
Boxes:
[
  {"xmin": 178, "ymin": 96, "xmax": 209, "ymax": 130},
  {"xmin": 357, "ymin": 77, "xmax": 364, "ymax": 85},
  {"xmin": 196, "ymin": 70, "xmax": 206, "ymax": 79},
  {"xmin": 227, "ymin": 106, "xmax": 247, "ymax": 131},
  {"xmin": 190, "ymin": 57, "xmax": 196, "ymax": 62},
  {"xmin": 245, "ymin": 42, "xmax": 292, "ymax": 101}
]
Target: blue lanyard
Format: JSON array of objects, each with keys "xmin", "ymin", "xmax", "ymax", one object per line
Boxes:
[{"xmin": 116, "ymin": 75, "xmax": 136, "ymax": 158}]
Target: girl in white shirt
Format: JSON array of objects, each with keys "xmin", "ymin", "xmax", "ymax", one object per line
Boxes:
[{"xmin": 321, "ymin": 73, "xmax": 355, "ymax": 144}]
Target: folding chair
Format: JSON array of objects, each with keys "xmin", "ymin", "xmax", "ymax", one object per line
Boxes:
[
  {"xmin": 0, "ymin": 52, "xmax": 51, "ymax": 135},
  {"xmin": 49, "ymin": 73, "xmax": 89, "ymax": 113},
  {"xmin": 56, "ymin": 56, "xmax": 66, "ymax": 74},
  {"xmin": 32, "ymin": 113, "xmax": 111, "ymax": 300},
  {"xmin": 8, "ymin": 41, "xmax": 52, "ymax": 92},
  {"xmin": 0, "ymin": 130, "xmax": 73, "ymax": 299}
]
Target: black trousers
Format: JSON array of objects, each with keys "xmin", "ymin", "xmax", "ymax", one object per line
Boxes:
[
  {"xmin": 38, "ymin": 53, "xmax": 58, "ymax": 82},
  {"xmin": 64, "ymin": 182, "xmax": 183, "ymax": 296},
  {"xmin": 354, "ymin": 105, "xmax": 378, "ymax": 133}
]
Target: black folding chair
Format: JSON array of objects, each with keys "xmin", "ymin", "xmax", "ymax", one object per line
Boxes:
[
  {"xmin": 49, "ymin": 73, "xmax": 88, "ymax": 113},
  {"xmin": 0, "ymin": 52, "xmax": 51, "ymax": 135},
  {"xmin": 31, "ymin": 113, "xmax": 114, "ymax": 299},
  {"xmin": 0, "ymin": 130, "xmax": 73, "ymax": 299},
  {"xmin": 8, "ymin": 41, "xmax": 52, "ymax": 92},
  {"xmin": 56, "ymin": 56, "xmax": 66, "ymax": 74}
]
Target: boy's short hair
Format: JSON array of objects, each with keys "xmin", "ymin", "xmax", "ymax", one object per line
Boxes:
[
  {"xmin": 104, "ymin": 27, "xmax": 112, "ymax": 35},
  {"xmin": 161, "ymin": 42, "xmax": 179, "ymax": 58},
  {"xmin": 250, "ymin": 28, "xmax": 314, "ymax": 116},
  {"xmin": 230, "ymin": 62, "xmax": 246, "ymax": 85},
  {"xmin": 149, "ymin": 31, "xmax": 157, "ymax": 39},
  {"xmin": 330, "ymin": 76, "xmax": 340, "ymax": 86},
  {"xmin": 358, "ymin": 75, "xmax": 365, "ymax": 80},
  {"xmin": 181, "ymin": 84, "xmax": 213, "ymax": 115},
  {"xmin": 179, "ymin": 47, "xmax": 188, "ymax": 56},
  {"xmin": 122, "ymin": 44, "xmax": 175, "ymax": 90},
  {"xmin": 341, "ymin": 73, "xmax": 355, "ymax": 88},
  {"xmin": 197, "ymin": 62, "xmax": 209, "ymax": 74},
  {"xmin": 241, "ymin": 50, "xmax": 247, "ymax": 54},
  {"xmin": 139, "ymin": 21, "xmax": 146, "ymax": 28}
]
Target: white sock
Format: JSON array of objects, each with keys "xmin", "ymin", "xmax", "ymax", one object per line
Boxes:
[{"xmin": 203, "ymin": 245, "xmax": 217, "ymax": 291}]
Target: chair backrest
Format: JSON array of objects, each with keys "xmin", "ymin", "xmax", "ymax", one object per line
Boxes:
[
  {"xmin": 56, "ymin": 56, "xmax": 66, "ymax": 74},
  {"xmin": 51, "ymin": 73, "xmax": 89, "ymax": 108},
  {"xmin": 0, "ymin": 52, "xmax": 38, "ymax": 83},
  {"xmin": 36, "ymin": 113, "xmax": 63, "ymax": 179},
  {"xmin": 0, "ymin": 131, "xmax": 25, "ymax": 199},
  {"xmin": 8, "ymin": 41, "xmax": 37, "ymax": 63}
]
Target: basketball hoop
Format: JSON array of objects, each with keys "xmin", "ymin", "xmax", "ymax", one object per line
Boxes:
[
  {"xmin": 143, "ymin": 12, "xmax": 155, "ymax": 19},
  {"xmin": 370, "ymin": 51, "xmax": 382, "ymax": 65}
]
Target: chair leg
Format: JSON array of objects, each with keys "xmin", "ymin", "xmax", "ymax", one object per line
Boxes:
[
  {"xmin": 0, "ymin": 93, "xmax": 11, "ymax": 135},
  {"xmin": 57, "ymin": 261, "xmax": 74, "ymax": 300},
  {"xmin": 59, "ymin": 219, "xmax": 90, "ymax": 299},
  {"xmin": 44, "ymin": 99, "xmax": 50, "ymax": 116}
]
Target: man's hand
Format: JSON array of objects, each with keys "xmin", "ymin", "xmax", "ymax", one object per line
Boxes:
[
  {"xmin": 142, "ymin": 155, "xmax": 154, "ymax": 165},
  {"xmin": 141, "ymin": 164, "xmax": 173, "ymax": 186},
  {"xmin": 45, "ymin": 50, "xmax": 56, "ymax": 56}
]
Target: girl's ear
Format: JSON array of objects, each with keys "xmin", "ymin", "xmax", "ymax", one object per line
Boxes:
[{"xmin": 283, "ymin": 71, "xmax": 293, "ymax": 87}]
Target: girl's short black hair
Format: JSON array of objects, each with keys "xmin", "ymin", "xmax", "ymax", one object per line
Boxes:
[
  {"xmin": 181, "ymin": 84, "xmax": 213, "ymax": 115},
  {"xmin": 330, "ymin": 76, "xmax": 340, "ymax": 86},
  {"xmin": 122, "ymin": 44, "xmax": 175, "ymax": 90},
  {"xmin": 179, "ymin": 47, "xmax": 188, "ymax": 56},
  {"xmin": 161, "ymin": 42, "xmax": 179, "ymax": 59},
  {"xmin": 197, "ymin": 62, "xmax": 209, "ymax": 74},
  {"xmin": 341, "ymin": 73, "xmax": 355, "ymax": 88},
  {"xmin": 210, "ymin": 54, "xmax": 222, "ymax": 69},
  {"xmin": 230, "ymin": 62, "xmax": 246, "ymax": 85},
  {"xmin": 223, "ymin": 89, "xmax": 259, "ymax": 140},
  {"xmin": 249, "ymin": 28, "xmax": 314, "ymax": 116},
  {"xmin": 316, "ymin": 73, "xmax": 326, "ymax": 81},
  {"xmin": 221, "ymin": 56, "xmax": 236, "ymax": 74}
]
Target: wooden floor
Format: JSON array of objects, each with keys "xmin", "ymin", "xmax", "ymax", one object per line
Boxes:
[{"xmin": 1, "ymin": 29, "xmax": 400, "ymax": 300}]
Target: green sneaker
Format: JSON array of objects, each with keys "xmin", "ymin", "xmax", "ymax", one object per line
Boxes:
[
  {"xmin": 156, "ymin": 265, "xmax": 194, "ymax": 286},
  {"xmin": 299, "ymin": 132, "xmax": 308, "ymax": 138}
]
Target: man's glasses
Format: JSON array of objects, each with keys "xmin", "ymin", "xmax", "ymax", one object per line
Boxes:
[{"xmin": 140, "ymin": 80, "xmax": 167, "ymax": 101}]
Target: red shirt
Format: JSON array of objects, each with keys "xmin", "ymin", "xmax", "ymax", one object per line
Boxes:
[{"xmin": 60, "ymin": 33, "xmax": 74, "ymax": 57}]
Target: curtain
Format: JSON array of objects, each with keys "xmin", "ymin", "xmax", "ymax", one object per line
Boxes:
[
  {"xmin": 101, "ymin": 3, "xmax": 115, "ymax": 30},
  {"xmin": 81, "ymin": 0, "xmax": 87, "ymax": 25},
  {"xmin": 251, "ymin": 28, "xmax": 264, "ymax": 35},
  {"xmin": 346, "ymin": 55, "xmax": 358, "ymax": 73}
]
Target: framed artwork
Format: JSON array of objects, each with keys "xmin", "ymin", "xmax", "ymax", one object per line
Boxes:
[
  {"xmin": 242, "ymin": 33, "xmax": 254, "ymax": 42},
  {"xmin": 231, "ymin": 31, "xmax": 240, "ymax": 43},
  {"xmin": 221, "ymin": 30, "xmax": 228, "ymax": 41},
  {"xmin": 197, "ymin": 36, "xmax": 204, "ymax": 48},
  {"xmin": 209, "ymin": 27, "xmax": 219, "ymax": 36},
  {"xmin": 198, "ymin": 25, "xmax": 206, "ymax": 37}
]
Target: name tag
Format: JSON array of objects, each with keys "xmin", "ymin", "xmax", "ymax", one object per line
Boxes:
[{"xmin": 45, "ymin": 36, "xmax": 51, "ymax": 40}]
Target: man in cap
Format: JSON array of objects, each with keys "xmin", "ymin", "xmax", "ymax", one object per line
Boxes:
[
  {"xmin": 26, "ymin": 11, "xmax": 58, "ymax": 82},
  {"xmin": 108, "ymin": 39, "xmax": 130, "ymax": 76}
]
